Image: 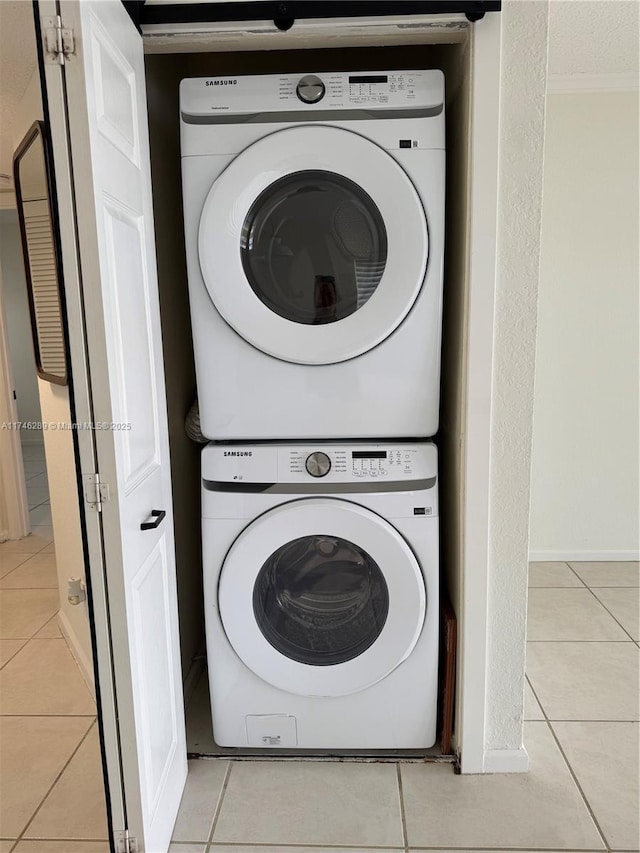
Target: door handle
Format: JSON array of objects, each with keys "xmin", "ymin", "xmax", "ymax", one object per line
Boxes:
[{"xmin": 140, "ymin": 509, "xmax": 166, "ymax": 531}]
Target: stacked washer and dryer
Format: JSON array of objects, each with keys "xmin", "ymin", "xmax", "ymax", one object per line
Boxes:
[{"xmin": 180, "ymin": 70, "xmax": 446, "ymax": 750}]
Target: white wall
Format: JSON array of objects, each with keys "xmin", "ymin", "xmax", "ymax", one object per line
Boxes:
[
  {"xmin": 530, "ymin": 91, "xmax": 640, "ymax": 561},
  {"xmin": 0, "ymin": 211, "xmax": 43, "ymax": 437},
  {"xmin": 11, "ymin": 69, "xmax": 94, "ymax": 687}
]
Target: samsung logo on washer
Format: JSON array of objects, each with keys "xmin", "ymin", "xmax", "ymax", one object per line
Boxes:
[
  {"xmin": 223, "ymin": 451, "xmax": 252, "ymax": 457},
  {"xmin": 205, "ymin": 79, "xmax": 238, "ymax": 87}
]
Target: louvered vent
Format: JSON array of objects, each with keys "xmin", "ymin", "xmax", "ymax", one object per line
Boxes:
[{"xmin": 22, "ymin": 198, "xmax": 66, "ymax": 380}]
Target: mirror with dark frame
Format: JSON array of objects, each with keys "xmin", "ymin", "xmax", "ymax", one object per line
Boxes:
[{"xmin": 13, "ymin": 121, "xmax": 67, "ymax": 386}]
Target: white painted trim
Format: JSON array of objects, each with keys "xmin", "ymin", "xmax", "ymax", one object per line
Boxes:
[
  {"xmin": 0, "ymin": 256, "xmax": 30, "ymax": 541},
  {"xmin": 530, "ymin": 550, "xmax": 640, "ymax": 562},
  {"xmin": 483, "ymin": 746, "xmax": 530, "ymax": 774},
  {"xmin": 59, "ymin": 608, "xmax": 96, "ymax": 700},
  {"xmin": 547, "ymin": 71, "xmax": 639, "ymax": 94},
  {"xmin": 457, "ymin": 12, "xmax": 502, "ymax": 775}
]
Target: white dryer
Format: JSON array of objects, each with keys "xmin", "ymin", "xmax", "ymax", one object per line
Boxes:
[
  {"xmin": 202, "ymin": 441, "xmax": 439, "ymax": 749},
  {"xmin": 180, "ymin": 70, "xmax": 445, "ymax": 440}
]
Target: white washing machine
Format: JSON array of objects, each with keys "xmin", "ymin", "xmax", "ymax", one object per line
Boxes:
[
  {"xmin": 202, "ymin": 441, "xmax": 439, "ymax": 749},
  {"xmin": 181, "ymin": 70, "xmax": 445, "ymax": 440}
]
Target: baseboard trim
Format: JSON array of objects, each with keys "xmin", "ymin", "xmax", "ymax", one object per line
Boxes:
[
  {"xmin": 58, "ymin": 610, "xmax": 96, "ymax": 701},
  {"xmin": 483, "ymin": 746, "xmax": 530, "ymax": 773},
  {"xmin": 530, "ymin": 550, "xmax": 640, "ymax": 562}
]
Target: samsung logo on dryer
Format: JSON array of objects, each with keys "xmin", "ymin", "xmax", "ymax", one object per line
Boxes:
[
  {"xmin": 205, "ymin": 79, "xmax": 238, "ymax": 87},
  {"xmin": 223, "ymin": 451, "xmax": 252, "ymax": 457}
]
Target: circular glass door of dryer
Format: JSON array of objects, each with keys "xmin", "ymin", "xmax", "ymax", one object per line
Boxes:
[
  {"xmin": 218, "ymin": 499, "xmax": 426, "ymax": 697},
  {"xmin": 241, "ymin": 171, "xmax": 388, "ymax": 327},
  {"xmin": 198, "ymin": 125, "xmax": 428, "ymax": 364}
]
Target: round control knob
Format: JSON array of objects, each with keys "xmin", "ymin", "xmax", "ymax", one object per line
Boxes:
[
  {"xmin": 305, "ymin": 451, "xmax": 331, "ymax": 478},
  {"xmin": 296, "ymin": 74, "xmax": 325, "ymax": 104}
]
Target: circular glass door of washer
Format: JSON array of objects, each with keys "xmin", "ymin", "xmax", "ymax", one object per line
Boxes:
[
  {"xmin": 198, "ymin": 125, "xmax": 428, "ymax": 365},
  {"xmin": 218, "ymin": 498, "xmax": 426, "ymax": 697}
]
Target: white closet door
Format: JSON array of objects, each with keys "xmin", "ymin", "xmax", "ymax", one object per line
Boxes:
[{"xmin": 58, "ymin": 1, "xmax": 187, "ymax": 850}]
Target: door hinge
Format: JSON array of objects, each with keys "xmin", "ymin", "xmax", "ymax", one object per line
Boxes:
[
  {"xmin": 83, "ymin": 473, "xmax": 110, "ymax": 512},
  {"xmin": 42, "ymin": 15, "xmax": 75, "ymax": 65},
  {"xmin": 114, "ymin": 829, "xmax": 139, "ymax": 853}
]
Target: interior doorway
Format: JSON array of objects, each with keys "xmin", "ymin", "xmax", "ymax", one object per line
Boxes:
[{"xmin": 0, "ymin": 4, "xmax": 110, "ymax": 839}]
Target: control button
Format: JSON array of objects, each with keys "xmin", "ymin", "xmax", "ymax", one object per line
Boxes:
[
  {"xmin": 305, "ymin": 451, "xmax": 331, "ymax": 478},
  {"xmin": 296, "ymin": 74, "xmax": 325, "ymax": 104}
]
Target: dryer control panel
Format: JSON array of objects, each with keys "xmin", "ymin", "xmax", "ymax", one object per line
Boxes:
[
  {"xmin": 180, "ymin": 70, "xmax": 444, "ymax": 119},
  {"xmin": 202, "ymin": 442, "xmax": 437, "ymax": 484}
]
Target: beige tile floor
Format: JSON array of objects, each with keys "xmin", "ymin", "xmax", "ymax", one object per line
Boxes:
[
  {"xmin": 170, "ymin": 560, "xmax": 639, "ymax": 853},
  {"xmin": 0, "ymin": 443, "xmax": 109, "ymax": 852}
]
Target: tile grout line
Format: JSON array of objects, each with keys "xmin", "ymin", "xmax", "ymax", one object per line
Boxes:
[
  {"xmin": 525, "ymin": 673, "xmax": 546, "ymax": 719},
  {"xmin": 205, "ymin": 759, "xmax": 234, "ymax": 848},
  {"xmin": 0, "ymin": 550, "xmax": 56, "ymax": 573},
  {"xmin": 27, "ymin": 499, "xmax": 50, "ymax": 512},
  {"xmin": 532, "ymin": 565, "xmax": 634, "ymax": 643},
  {"xmin": 0, "ymin": 578, "xmax": 60, "ymax": 592},
  {"xmin": 203, "ymin": 844, "xmax": 407, "ymax": 850},
  {"xmin": 396, "ymin": 763, "xmax": 410, "ymax": 852},
  {"xmin": 0, "ymin": 537, "xmax": 53, "ymax": 560},
  {"xmin": 0, "ymin": 640, "xmax": 28, "ymax": 672},
  {"xmin": 527, "ymin": 639, "xmax": 637, "ymax": 645},
  {"xmin": 0, "ymin": 714, "xmax": 97, "ymax": 718},
  {"xmin": 2, "ymin": 838, "xmax": 108, "ymax": 845},
  {"xmin": 545, "ymin": 719, "xmax": 613, "ymax": 853},
  {"xmin": 527, "ymin": 678, "xmax": 612, "ymax": 853},
  {"xmin": 564, "ymin": 562, "xmax": 588, "ymax": 588},
  {"xmin": 404, "ymin": 844, "xmax": 608, "ymax": 853},
  {"xmin": 545, "ymin": 718, "xmax": 639, "ymax": 723},
  {"xmin": 15, "ymin": 717, "xmax": 98, "ymax": 844},
  {"xmin": 23, "ymin": 610, "xmax": 62, "ymax": 637},
  {"xmin": 0, "ymin": 552, "xmax": 33, "ymax": 576},
  {"xmin": 0, "ymin": 604, "xmax": 61, "ymax": 646},
  {"xmin": 191, "ymin": 844, "xmax": 608, "ymax": 851},
  {"xmin": 526, "ymin": 639, "xmax": 634, "ymax": 643},
  {"xmin": 13, "ymin": 635, "xmax": 65, "ymax": 641},
  {"xmin": 581, "ymin": 585, "xmax": 638, "ymax": 644}
]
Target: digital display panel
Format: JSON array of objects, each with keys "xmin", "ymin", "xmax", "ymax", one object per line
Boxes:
[
  {"xmin": 352, "ymin": 451, "xmax": 387, "ymax": 459},
  {"xmin": 348, "ymin": 75, "xmax": 388, "ymax": 85}
]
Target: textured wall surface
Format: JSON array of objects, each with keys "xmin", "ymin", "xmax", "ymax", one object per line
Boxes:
[
  {"xmin": 0, "ymin": 2, "xmax": 37, "ymax": 185},
  {"xmin": 486, "ymin": 0, "xmax": 549, "ymax": 752},
  {"xmin": 530, "ymin": 92, "xmax": 639, "ymax": 559},
  {"xmin": 548, "ymin": 0, "xmax": 639, "ymax": 75}
]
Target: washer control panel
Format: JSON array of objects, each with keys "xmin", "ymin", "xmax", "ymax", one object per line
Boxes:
[
  {"xmin": 202, "ymin": 443, "xmax": 437, "ymax": 484},
  {"xmin": 296, "ymin": 74, "xmax": 326, "ymax": 104},
  {"xmin": 305, "ymin": 451, "xmax": 332, "ymax": 477},
  {"xmin": 180, "ymin": 70, "xmax": 444, "ymax": 119}
]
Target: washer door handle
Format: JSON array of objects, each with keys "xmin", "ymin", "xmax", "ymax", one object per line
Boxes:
[{"xmin": 140, "ymin": 509, "xmax": 166, "ymax": 531}]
